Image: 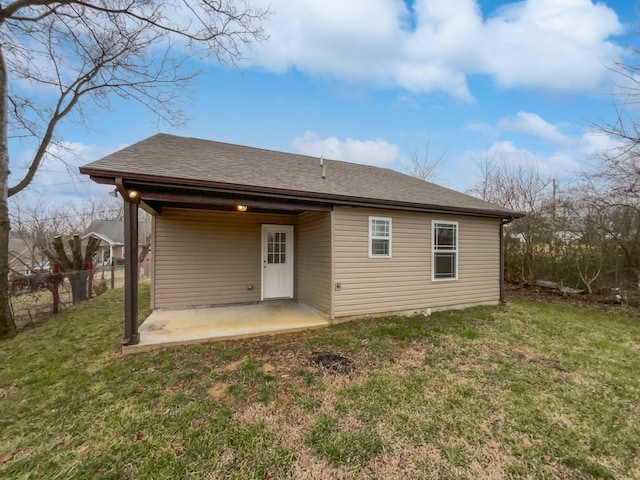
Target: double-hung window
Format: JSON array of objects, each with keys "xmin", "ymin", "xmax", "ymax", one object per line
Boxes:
[
  {"xmin": 432, "ymin": 221, "xmax": 457, "ymax": 280},
  {"xmin": 369, "ymin": 217, "xmax": 391, "ymax": 258}
]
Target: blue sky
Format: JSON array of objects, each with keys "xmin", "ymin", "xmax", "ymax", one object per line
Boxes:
[{"xmin": 8, "ymin": 0, "xmax": 639, "ymax": 204}]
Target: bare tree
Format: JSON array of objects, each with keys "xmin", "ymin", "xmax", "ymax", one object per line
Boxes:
[
  {"xmin": 571, "ymin": 43, "xmax": 640, "ymax": 289},
  {"xmin": 403, "ymin": 138, "xmax": 447, "ymax": 182},
  {"xmin": 575, "ymin": 246, "xmax": 603, "ymax": 295},
  {"xmin": 9, "ymin": 198, "xmax": 59, "ymax": 274},
  {"xmin": 471, "ymin": 154, "xmax": 552, "ymax": 213},
  {"xmin": 579, "ymin": 93, "xmax": 640, "ymax": 287},
  {"xmin": 8, "ymin": 195, "xmax": 123, "ymax": 270},
  {"xmin": 0, "ymin": 1, "xmax": 267, "ymax": 338},
  {"xmin": 44, "ymin": 234, "xmax": 101, "ymax": 303},
  {"xmin": 470, "ymin": 154, "xmax": 553, "ymax": 285}
]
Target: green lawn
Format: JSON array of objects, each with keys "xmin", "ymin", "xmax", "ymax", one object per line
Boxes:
[{"xmin": 1, "ymin": 286, "xmax": 638, "ymax": 479}]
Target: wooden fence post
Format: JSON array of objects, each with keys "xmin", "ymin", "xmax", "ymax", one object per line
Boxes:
[
  {"xmin": 52, "ymin": 266, "xmax": 60, "ymax": 314},
  {"xmin": 87, "ymin": 262, "xmax": 93, "ymax": 299},
  {"xmin": 110, "ymin": 260, "xmax": 115, "ymax": 290}
]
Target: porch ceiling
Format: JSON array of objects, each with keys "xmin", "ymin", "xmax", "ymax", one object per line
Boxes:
[
  {"xmin": 94, "ymin": 177, "xmax": 334, "ymax": 215},
  {"xmin": 140, "ymin": 189, "xmax": 332, "ymax": 216}
]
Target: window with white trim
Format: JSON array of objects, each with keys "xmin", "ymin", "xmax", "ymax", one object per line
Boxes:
[
  {"xmin": 369, "ymin": 217, "xmax": 391, "ymax": 257},
  {"xmin": 432, "ymin": 221, "xmax": 457, "ymax": 280}
]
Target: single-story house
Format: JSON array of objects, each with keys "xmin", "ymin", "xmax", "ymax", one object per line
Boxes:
[
  {"xmin": 9, "ymin": 234, "xmax": 32, "ymax": 276},
  {"xmin": 82, "ymin": 219, "xmax": 126, "ymax": 265},
  {"xmin": 82, "ymin": 219, "xmax": 150, "ymax": 265},
  {"xmin": 9, "ymin": 233, "xmax": 50, "ymax": 275},
  {"xmin": 80, "ymin": 133, "xmax": 523, "ymax": 346}
]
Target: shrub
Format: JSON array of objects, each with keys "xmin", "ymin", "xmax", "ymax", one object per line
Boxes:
[{"xmin": 93, "ymin": 279, "xmax": 108, "ymax": 297}]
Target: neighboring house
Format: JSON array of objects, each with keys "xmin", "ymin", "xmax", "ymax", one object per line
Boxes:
[
  {"xmin": 80, "ymin": 133, "xmax": 523, "ymax": 345},
  {"xmin": 9, "ymin": 234, "xmax": 32, "ymax": 275},
  {"xmin": 82, "ymin": 219, "xmax": 150, "ymax": 265},
  {"xmin": 8, "ymin": 233, "xmax": 50, "ymax": 275},
  {"xmin": 554, "ymin": 230, "xmax": 582, "ymax": 244},
  {"xmin": 508, "ymin": 232, "xmax": 526, "ymax": 244}
]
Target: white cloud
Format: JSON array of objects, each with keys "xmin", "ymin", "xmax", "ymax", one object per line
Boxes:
[
  {"xmin": 467, "ymin": 139, "xmax": 581, "ymax": 180},
  {"xmin": 251, "ymin": 0, "xmax": 406, "ymax": 77},
  {"xmin": 497, "ymin": 112, "xmax": 574, "ymax": 145},
  {"xmin": 462, "ymin": 120, "xmax": 624, "ymax": 187},
  {"xmin": 291, "ymin": 131, "xmax": 402, "ymax": 167},
  {"xmin": 484, "ymin": 111, "xmax": 625, "ymax": 157},
  {"xmin": 247, "ymin": 0, "xmax": 623, "ymax": 99},
  {"xmin": 479, "ymin": 0, "xmax": 622, "ymax": 92},
  {"xmin": 466, "ymin": 121, "xmax": 499, "ymax": 137},
  {"xmin": 578, "ymin": 129, "xmax": 623, "ymax": 158}
]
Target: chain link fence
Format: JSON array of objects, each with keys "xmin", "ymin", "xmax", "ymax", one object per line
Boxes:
[{"xmin": 9, "ymin": 262, "xmax": 150, "ymax": 331}]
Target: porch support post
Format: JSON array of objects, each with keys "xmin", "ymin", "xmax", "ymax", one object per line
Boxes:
[{"xmin": 122, "ymin": 185, "xmax": 140, "ymax": 346}]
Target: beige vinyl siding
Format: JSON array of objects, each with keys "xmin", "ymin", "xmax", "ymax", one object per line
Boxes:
[
  {"xmin": 295, "ymin": 211, "xmax": 331, "ymax": 315},
  {"xmin": 333, "ymin": 206, "xmax": 501, "ymax": 318},
  {"xmin": 153, "ymin": 208, "xmax": 295, "ymax": 309}
]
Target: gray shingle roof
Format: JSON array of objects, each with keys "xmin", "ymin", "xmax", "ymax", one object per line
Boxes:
[
  {"xmin": 8, "ymin": 234, "xmax": 30, "ymax": 256},
  {"xmin": 83, "ymin": 220, "xmax": 125, "ymax": 245},
  {"xmin": 83, "ymin": 220, "xmax": 150, "ymax": 244},
  {"xmin": 81, "ymin": 133, "xmax": 520, "ymax": 217}
]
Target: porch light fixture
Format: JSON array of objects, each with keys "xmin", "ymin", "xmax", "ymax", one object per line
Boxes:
[
  {"xmin": 236, "ymin": 205, "xmax": 248, "ymax": 212},
  {"xmin": 109, "ymin": 188, "xmax": 118, "ymax": 197},
  {"xmin": 128, "ymin": 190, "xmax": 139, "ymax": 199}
]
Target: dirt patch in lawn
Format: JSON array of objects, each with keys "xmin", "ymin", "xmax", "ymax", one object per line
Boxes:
[
  {"xmin": 206, "ymin": 382, "xmax": 228, "ymax": 400},
  {"xmin": 387, "ymin": 343, "xmax": 430, "ymax": 369},
  {"xmin": 499, "ymin": 346, "xmax": 571, "ymax": 372},
  {"xmin": 220, "ymin": 357, "xmax": 248, "ymax": 373}
]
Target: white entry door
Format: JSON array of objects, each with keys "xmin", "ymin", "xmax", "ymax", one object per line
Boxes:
[{"xmin": 262, "ymin": 225, "xmax": 294, "ymax": 299}]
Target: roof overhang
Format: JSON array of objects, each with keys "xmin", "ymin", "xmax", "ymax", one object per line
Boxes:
[
  {"xmin": 81, "ymin": 232, "xmax": 119, "ymax": 246},
  {"xmin": 81, "ymin": 168, "xmax": 525, "ymax": 220}
]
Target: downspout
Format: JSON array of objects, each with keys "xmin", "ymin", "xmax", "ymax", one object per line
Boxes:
[{"xmin": 500, "ymin": 217, "xmax": 514, "ymax": 304}]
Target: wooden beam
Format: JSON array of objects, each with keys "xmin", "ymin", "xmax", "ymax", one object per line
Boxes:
[
  {"xmin": 123, "ymin": 198, "xmax": 140, "ymax": 346},
  {"xmin": 140, "ymin": 200, "xmax": 161, "ymax": 216},
  {"xmin": 139, "ymin": 191, "xmax": 332, "ymax": 212}
]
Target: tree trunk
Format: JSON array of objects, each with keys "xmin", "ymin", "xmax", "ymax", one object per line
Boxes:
[
  {"xmin": 68, "ymin": 270, "xmax": 89, "ymax": 304},
  {"xmin": 44, "ymin": 235, "xmax": 100, "ymax": 305},
  {"xmin": 0, "ymin": 44, "xmax": 17, "ymax": 339}
]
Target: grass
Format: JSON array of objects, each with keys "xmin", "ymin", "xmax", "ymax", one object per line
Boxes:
[{"xmin": 1, "ymin": 286, "xmax": 639, "ymax": 479}]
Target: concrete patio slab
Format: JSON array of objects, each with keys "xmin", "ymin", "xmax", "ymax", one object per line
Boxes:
[{"xmin": 123, "ymin": 301, "xmax": 329, "ymax": 354}]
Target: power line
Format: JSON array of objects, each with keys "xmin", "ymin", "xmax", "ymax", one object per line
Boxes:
[
  {"xmin": 11, "ymin": 208, "xmax": 123, "ymax": 223},
  {"xmin": 35, "ymin": 180, "xmax": 94, "ymax": 186},
  {"xmin": 11, "ymin": 179, "xmax": 95, "ymax": 187},
  {"xmin": 11, "ymin": 167, "xmax": 79, "ymax": 172}
]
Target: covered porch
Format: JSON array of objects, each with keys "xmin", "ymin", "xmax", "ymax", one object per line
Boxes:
[
  {"xmin": 86, "ymin": 175, "xmax": 334, "ymax": 350},
  {"xmin": 124, "ymin": 300, "xmax": 329, "ymax": 354}
]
